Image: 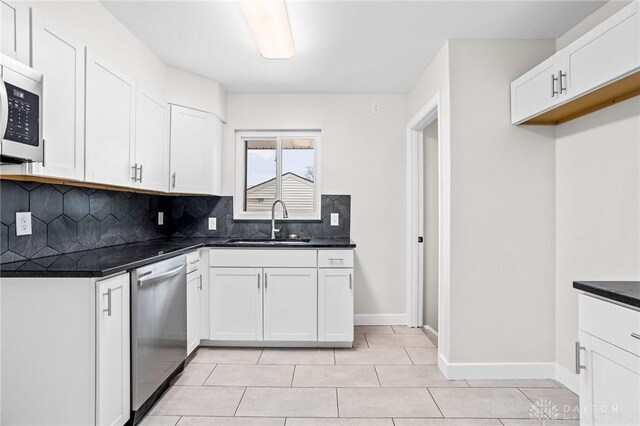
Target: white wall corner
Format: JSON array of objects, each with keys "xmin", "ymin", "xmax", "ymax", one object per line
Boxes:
[
  {"xmin": 555, "ymin": 363, "xmax": 580, "ymax": 395},
  {"xmin": 354, "ymin": 314, "xmax": 408, "ymax": 326}
]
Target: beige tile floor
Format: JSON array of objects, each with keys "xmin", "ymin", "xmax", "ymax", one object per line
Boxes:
[{"xmin": 142, "ymin": 326, "xmax": 579, "ymax": 426}]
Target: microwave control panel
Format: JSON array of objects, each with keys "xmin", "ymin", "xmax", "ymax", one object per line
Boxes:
[{"xmin": 3, "ymin": 82, "xmax": 40, "ymax": 147}]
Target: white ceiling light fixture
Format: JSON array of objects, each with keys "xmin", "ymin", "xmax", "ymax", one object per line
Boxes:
[{"xmin": 240, "ymin": 0, "xmax": 295, "ymax": 59}]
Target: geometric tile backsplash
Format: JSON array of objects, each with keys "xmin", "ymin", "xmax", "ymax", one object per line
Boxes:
[{"xmin": 0, "ymin": 180, "xmax": 351, "ymax": 262}]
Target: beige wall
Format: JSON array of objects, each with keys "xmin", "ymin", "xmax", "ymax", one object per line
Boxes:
[
  {"xmin": 224, "ymin": 94, "xmax": 408, "ymax": 316},
  {"xmin": 555, "ymin": 98, "xmax": 640, "ymax": 372},
  {"xmin": 447, "ymin": 40, "xmax": 557, "ymax": 363},
  {"xmin": 554, "ymin": 0, "xmax": 640, "ymax": 376}
]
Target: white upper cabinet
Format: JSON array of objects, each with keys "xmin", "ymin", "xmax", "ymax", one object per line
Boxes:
[
  {"xmin": 563, "ymin": 2, "xmax": 639, "ymax": 99},
  {"xmin": 1, "ymin": 0, "xmax": 29, "ymax": 63},
  {"xmin": 85, "ymin": 51, "xmax": 135, "ymax": 187},
  {"xmin": 510, "ymin": 55, "xmax": 562, "ymax": 124},
  {"xmin": 29, "ymin": 13, "xmax": 85, "ymax": 181},
  {"xmin": 134, "ymin": 91, "xmax": 168, "ymax": 191},
  {"xmin": 169, "ymin": 105, "xmax": 222, "ymax": 195},
  {"xmin": 263, "ymin": 268, "xmax": 318, "ymax": 342},
  {"xmin": 511, "ymin": 2, "xmax": 639, "ymax": 125}
]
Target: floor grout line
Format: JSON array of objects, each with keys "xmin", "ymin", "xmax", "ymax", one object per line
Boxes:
[
  {"xmin": 373, "ymin": 365, "xmax": 382, "ymax": 387},
  {"xmin": 290, "ymin": 365, "xmax": 296, "ymax": 387},
  {"xmin": 232, "ymin": 386, "xmax": 247, "ymax": 417},
  {"xmin": 516, "ymin": 386, "xmax": 551, "ymax": 420},
  {"xmin": 426, "ymin": 387, "xmax": 445, "ymax": 419},
  {"xmin": 335, "ymin": 387, "xmax": 340, "ymax": 417}
]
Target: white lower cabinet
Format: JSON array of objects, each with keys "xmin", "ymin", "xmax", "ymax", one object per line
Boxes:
[
  {"xmin": 578, "ymin": 294, "xmax": 640, "ymax": 426},
  {"xmin": 96, "ymin": 274, "xmax": 130, "ymax": 426},
  {"xmin": 318, "ymin": 268, "xmax": 354, "ymax": 342},
  {"xmin": 207, "ymin": 249, "xmax": 353, "ymax": 346},
  {"xmin": 210, "ymin": 267, "xmax": 263, "ymax": 341},
  {"xmin": 263, "ymin": 268, "xmax": 317, "ymax": 342},
  {"xmin": 186, "ymin": 270, "xmax": 202, "ymax": 355},
  {"xmin": 1, "ymin": 274, "xmax": 130, "ymax": 426}
]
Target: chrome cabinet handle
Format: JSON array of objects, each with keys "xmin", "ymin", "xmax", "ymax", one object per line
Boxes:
[
  {"xmin": 349, "ymin": 273, "xmax": 352, "ymax": 290},
  {"xmin": 139, "ymin": 164, "xmax": 143, "ymax": 182},
  {"xmin": 265, "ymin": 273, "xmax": 268, "ymax": 289},
  {"xmin": 189, "ymin": 259, "xmax": 200, "ymax": 265},
  {"xmin": 328, "ymin": 258, "xmax": 344, "ymax": 262},
  {"xmin": 132, "ymin": 163, "xmax": 139, "ymax": 181},
  {"xmin": 631, "ymin": 333, "xmax": 640, "ymax": 340},
  {"xmin": 103, "ymin": 288, "xmax": 112, "ymax": 317},
  {"xmin": 198, "ymin": 275, "xmax": 203, "ymax": 290},
  {"xmin": 559, "ymin": 71, "xmax": 567, "ymax": 94},
  {"xmin": 551, "ymin": 74, "xmax": 559, "ymax": 97},
  {"xmin": 172, "ymin": 172, "xmax": 176, "ymax": 188},
  {"xmin": 257, "ymin": 273, "xmax": 261, "ymax": 289},
  {"xmin": 42, "ymin": 139, "xmax": 46, "ymax": 167},
  {"xmin": 575, "ymin": 341, "xmax": 586, "ymax": 374}
]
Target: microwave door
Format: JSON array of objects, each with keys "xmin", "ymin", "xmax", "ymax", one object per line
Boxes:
[{"xmin": 0, "ymin": 66, "xmax": 43, "ymax": 163}]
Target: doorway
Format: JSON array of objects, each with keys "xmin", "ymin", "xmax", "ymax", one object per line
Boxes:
[
  {"xmin": 421, "ymin": 120, "xmax": 439, "ymax": 341},
  {"xmin": 405, "ymin": 93, "xmax": 450, "ymax": 363}
]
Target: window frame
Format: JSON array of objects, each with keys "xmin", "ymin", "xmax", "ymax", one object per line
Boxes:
[{"xmin": 234, "ymin": 130, "xmax": 322, "ymax": 221}]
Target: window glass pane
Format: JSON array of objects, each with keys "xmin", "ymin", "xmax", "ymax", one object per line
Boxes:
[
  {"xmin": 281, "ymin": 138, "xmax": 315, "ymax": 212},
  {"xmin": 245, "ymin": 139, "xmax": 277, "ymax": 212}
]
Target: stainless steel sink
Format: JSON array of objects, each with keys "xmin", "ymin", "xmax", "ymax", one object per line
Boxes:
[{"xmin": 224, "ymin": 238, "xmax": 311, "ymax": 245}]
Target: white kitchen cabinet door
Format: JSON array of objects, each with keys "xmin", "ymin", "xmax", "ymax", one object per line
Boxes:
[
  {"xmin": 187, "ymin": 272, "xmax": 201, "ymax": 355},
  {"xmin": 169, "ymin": 105, "xmax": 219, "ymax": 194},
  {"xmin": 210, "ymin": 268, "xmax": 263, "ymax": 341},
  {"xmin": 199, "ymin": 250, "xmax": 210, "ymax": 340},
  {"xmin": 510, "ymin": 54, "xmax": 562, "ymax": 124},
  {"xmin": 29, "ymin": 14, "xmax": 85, "ymax": 180},
  {"xmin": 1, "ymin": 0, "xmax": 29, "ymax": 63},
  {"xmin": 579, "ymin": 331, "xmax": 640, "ymax": 426},
  {"xmin": 263, "ymin": 268, "xmax": 317, "ymax": 342},
  {"xmin": 96, "ymin": 274, "xmax": 130, "ymax": 426},
  {"xmin": 134, "ymin": 92, "xmax": 168, "ymax": 191},
  {"xmin": 85, "ymin": 51, "xmax": 135, "ymax": 187},
  {"xmin": 318, "ymin": 268, "xmax": 354, "ymax": 342},
  {"xmin": 563, "ymin": 2, "xmax": 639, "ymax": 100}
]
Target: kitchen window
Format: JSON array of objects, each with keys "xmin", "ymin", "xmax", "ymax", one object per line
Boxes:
[{"xmin": 234, "ymin": 130, "xmax": 321, "ymax": 220}]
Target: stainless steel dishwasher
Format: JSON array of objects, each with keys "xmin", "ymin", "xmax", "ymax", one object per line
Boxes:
[{"xmin": 131, "ymin": 255, "xmax": 187, "ymax": 423}]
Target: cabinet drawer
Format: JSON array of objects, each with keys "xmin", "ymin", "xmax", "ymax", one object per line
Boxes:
[
  {"xmin": 318, "ymin": 250, "xmax": 354, "ymax": 268},
  {"xmin": 579, "ymin": 294, "xmax": 640, "ymax": 356},
  {"xmin": 209, "ymin": 249, "xmax": 317, "ymax": 268}
]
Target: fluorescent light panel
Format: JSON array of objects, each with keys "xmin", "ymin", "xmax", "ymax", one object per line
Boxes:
[{"xmin": 241, "ymin": 0, "xmax": 295, "ymax": 59}]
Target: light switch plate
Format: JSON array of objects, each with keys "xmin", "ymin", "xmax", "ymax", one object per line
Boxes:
[
  {"xmin": 158, "ymin": 212, "xmax": 164, "ymax": 225},
  {"xmin": 330, "ymin": 213, "xmax": 339, "ymax": 226},
  {"xmin": 16, "ymin": 212, "xmax": 32, "ymax": 236},
  {"xmin": 208, "ymin": 217, "xmax": 217, "ymax": 231}
]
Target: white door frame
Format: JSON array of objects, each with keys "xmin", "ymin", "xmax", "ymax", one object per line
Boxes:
[{"xmin": 405, "ymin": 92, "xmax": 450, "ymax": 343}]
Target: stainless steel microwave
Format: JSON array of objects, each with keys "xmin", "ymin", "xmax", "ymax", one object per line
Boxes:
[{"xmin": 1, "ymin": 54, "xmax": 43, "ymax": 163}]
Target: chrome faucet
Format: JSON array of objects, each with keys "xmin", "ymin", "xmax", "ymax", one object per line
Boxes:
[{"xmin": 271, "ymin": 199, "xmax": 289, "ymax": 239}]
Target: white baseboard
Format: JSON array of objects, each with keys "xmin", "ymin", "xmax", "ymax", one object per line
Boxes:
[
  {"xmin": 439, "ymin": 355, "xmax": 556, "ymax": 380},
  {"xmin": 555, "ymin": 363, "xmax": 579, "ymax": 395},
  {"xmin": 423, "ymin": 325, "xmax": 438, "ymax": 336},
  {"xmin": 354, "ymin": 314, "xmax": 407, "ymax": 325}
]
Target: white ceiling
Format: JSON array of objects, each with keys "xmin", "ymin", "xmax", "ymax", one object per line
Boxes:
[{"xmin": 101, "ymin": 0, "xmax": 605, "ymax": 93}]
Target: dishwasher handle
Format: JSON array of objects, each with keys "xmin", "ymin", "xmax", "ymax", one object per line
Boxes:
[{"xmin": 138, "ymin": 264, "xmax": 186, "ymax": 287}]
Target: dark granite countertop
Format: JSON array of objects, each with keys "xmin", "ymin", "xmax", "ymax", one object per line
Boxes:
[
  {"xmin": 574, "ymin": 281, "xmax": 640, "ymax": 309},
  {"xmin": 0, "ymin": 237, "xmax": 356, "ymax": 278}
]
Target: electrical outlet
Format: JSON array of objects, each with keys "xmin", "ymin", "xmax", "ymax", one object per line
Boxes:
[
  {"xmin": 16, "ymin": 212, "xmax": 32, "ymax": 236},
  {"xmin": 158, "ymin": 212, "xmax": 164, "ymax": 225},
  {"xmin": 330, "ymin": 213, "xmax": 339, "ymax": 226},
  {"xmin": 371, "ymin": 102, "xmax": 380, "ymax": 114},
  {"xmin": 208, "ymin": 217, "xmax": 217, "ymax": 231}
]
